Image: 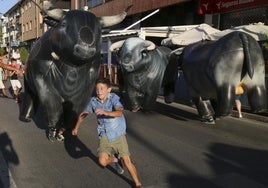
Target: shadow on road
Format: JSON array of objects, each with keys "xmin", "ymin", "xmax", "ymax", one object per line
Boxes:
[
  {"xmin": 64, "ymin": 134, "xmax": 98, "ymax": 160},
  {"xmin": 154, "ymin": 101, "xmax": 200, "ymax": 121},
  {"xmin": 63, "ymin": 134, "xmax": 134, "ymax": 187},
  {"xmin": 207, "ymin": 143, "xmax": 268, "ymax": 187},
  {"xmin": 0, "ymin": 132, "xmax": 19, "ymax": 188},
  {"xmin": 165, "ymin": 143, "xmax": 268, "ymax": 188}
]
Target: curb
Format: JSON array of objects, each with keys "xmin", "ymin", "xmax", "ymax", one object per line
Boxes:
[{"xmin": 157, "ymin": 97, "xmax": 268, "ymax": 123}]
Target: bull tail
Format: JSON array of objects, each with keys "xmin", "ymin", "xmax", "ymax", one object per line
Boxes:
[{"xmin": 239, "ymin": 32, "xmax": 254, "ymax": 79}]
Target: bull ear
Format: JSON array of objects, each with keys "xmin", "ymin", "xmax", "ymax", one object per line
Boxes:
[
  {"xmin": 98, "ymin": 5, "xmax": 132, "ymax": 28},
  {"xmin": 145, "ymin": 40, "xmax": 156, "ymax": 51},
  {"xmin": 109, "ymin": 40, "xmax": 125, "ymax": 52},
  {"xmin": 43, "ymin": 16, "xmax": 60, "ymax": 27}
]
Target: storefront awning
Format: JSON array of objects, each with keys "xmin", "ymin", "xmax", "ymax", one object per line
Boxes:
[{"xmin": 205, "ymin": 23, "xmax": 268, "ymax": 41}]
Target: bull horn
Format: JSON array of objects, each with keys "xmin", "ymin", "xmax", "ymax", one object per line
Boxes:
[
  {"xmin": 31, "ymin": 0, "xmax": 65, "ymax": 21},
  {"xmin": 109, "ymin": 40, "xmax": 125, "ymax": 52},
  {"xmin": 41, "ymin": 0, "xmax": 65, "ymax": 20},
  {"xmin": 51, "ymin": 52, "xmax": 60, "ymax": 60},
  {"xmin": 98, "ymin": 5, "xmax": 132, "ymax": 28},
  {"xmin": 145, "ymin": 40, "xmax": 156, "ymax": 50}
]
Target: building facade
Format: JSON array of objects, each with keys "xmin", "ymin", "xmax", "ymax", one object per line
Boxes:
[
  {"xmin": 1, "ymin": 3, "xmax": 21, "ymax": 50},
  {"xmin": 1, "ymin": 0, "xmax": 268, "ymax": 54},
  {"xmin": 1, "ymin": 0, "xmax": 71, "ymax": 50}
]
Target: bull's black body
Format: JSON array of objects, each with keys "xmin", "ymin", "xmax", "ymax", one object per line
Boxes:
[
  {"xmin": 20, "ymin": 4, "xmax": 130, "ymax": 133},
  {"xmin": 112, "ymin": 37, "xmax": 178, "ymax": 112},
  {"xmin": 180, "ymin": 31, "xmax": 266, "ymax": 122}
]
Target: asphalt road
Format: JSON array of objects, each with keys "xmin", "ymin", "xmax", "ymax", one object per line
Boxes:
[{"xmin": 0, "ymin": 86, "xmax": 268, "ymax": 188}]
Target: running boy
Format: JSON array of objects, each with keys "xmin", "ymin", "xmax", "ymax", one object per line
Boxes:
[{"xmin": 72, "ymin": 78, "xmax": 142, "ymax": 188}]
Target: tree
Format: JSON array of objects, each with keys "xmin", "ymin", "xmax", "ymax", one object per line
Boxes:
[
  {"xmin": 20, "ymin": 47, "xmax": 29, "ymax": 64},
  {"xmin": 0, "ymin": 47, "xmax": 4, "ymax": 56}
]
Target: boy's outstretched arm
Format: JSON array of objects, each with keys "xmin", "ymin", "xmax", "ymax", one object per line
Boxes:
[{"xmin": 72, "ymin": 111, "xmax": 89, "ymax": 136}]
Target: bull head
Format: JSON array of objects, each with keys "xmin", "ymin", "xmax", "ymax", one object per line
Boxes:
[
  {"xmin": 109, "ymin": 39, "xmax": 155, "ymax": 52},
  {"xmin": 39, "ymin": 0, "xmax": 132, "ymax": 28},
  {"xmin": 110, "ymin": 38, "xmax": 156, "ymax": 72}
]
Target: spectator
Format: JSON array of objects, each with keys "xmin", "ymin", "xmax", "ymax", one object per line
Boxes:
[
  {"xmin": 1, "ymin": 52, "xmax": 9, "ymax": 81},
  {"xmin": 9, "ymin": 58, "xmax": 23, "ymax": 103},
  {"xmin": 0, "ymin": 67, "xmax": 8, "ymax": 97},
  {"xmin": 235, "ymin": 84, "xmax": 244, "ymax": 118}
]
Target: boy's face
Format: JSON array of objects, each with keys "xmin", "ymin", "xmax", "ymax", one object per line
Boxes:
[{"xmin": 96, "ymin": 83, "xmax": 111, "ymax": 102}]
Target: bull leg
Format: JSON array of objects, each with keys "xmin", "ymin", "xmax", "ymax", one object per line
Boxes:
[
  {"xmin": 127, "ymin": 87, "xmax": 141, "ymax": 112},
  {"xmin": 162, "ymin": 54, "xmax": 178, "ymax": 104},
  {"xmin": 216, "ymin": 84, "xmax": 235, "ymax": 116},
  {"xmin": 247, "ymin": 85, "xmax": 266, "ymax": 113},
  {"xmin": 192, "ymin": 97, "xmax": 215, "ymax": 124},
  {"xmin": 44, "ymin": 97, "xmax": 63, "ymax": 142},
  {"xmin": 35, "ymin": 79, "xmax": 63, "ymax": 141},
  {"xmin": 143, "ymin": 92, "xmax": 158, "ymax": 112},
  {"xmin": 20, "ymin": 79, "xmax": 37, "ymax": 122}
]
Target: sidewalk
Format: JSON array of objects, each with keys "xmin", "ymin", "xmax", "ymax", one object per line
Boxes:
[{"xmin": 156, "ymin": 97, "xmax": 268, "ymax": 123}]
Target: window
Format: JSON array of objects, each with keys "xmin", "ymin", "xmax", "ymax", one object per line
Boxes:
[
  {"xmin": 87, "ymin": 0, "xmax": 102, "ymax": 8},
  {"xmin": 29, "ymin": 21, "xmax": 32, "ymax": 30}
]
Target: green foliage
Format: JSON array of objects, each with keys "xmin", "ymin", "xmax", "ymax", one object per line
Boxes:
[
  {"xmin": 262, "ymin": 33, "xmax": 268, "ymax": 50},
  {"xmin": 262, "ymin": 41, "xmax": 268, "ymax": 50},
  {"xmin": 0, "ymin": 47, "xmax": 4, "ymax": 56},
  {"xmin": 20, "ymin": 47, "xmax": 29, "ymax": 64}
]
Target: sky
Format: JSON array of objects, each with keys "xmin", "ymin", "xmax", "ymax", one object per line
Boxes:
[{"xmin": 0, "ymin": 0, "xmax": 19, "ymax": 14}]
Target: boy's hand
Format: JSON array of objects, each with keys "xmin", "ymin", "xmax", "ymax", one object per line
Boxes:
[
  {"xmin": 95, "ymin": 108, "xmax": 106, "ymax": 116},
  {"xmin": 72, "ymin": 128, "xmax": 78, "ymax": 136}
]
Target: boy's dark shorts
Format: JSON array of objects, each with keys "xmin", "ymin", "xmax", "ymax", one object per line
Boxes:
[{"xmin": 97, "ymin": 134, "xmax": 130, "ymax": 158}]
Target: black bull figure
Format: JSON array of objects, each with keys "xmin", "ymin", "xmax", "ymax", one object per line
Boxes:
[
  {"xmin": 20, "ymin": 2, "xmax": 131, "ymax": 138},
  {"xmin": 110, "ymin": 37, "xmax": 178, "ymax": 112},
  {"xmin": 179, "ymin": 31, "xmax": 266, "ymax": 123}
]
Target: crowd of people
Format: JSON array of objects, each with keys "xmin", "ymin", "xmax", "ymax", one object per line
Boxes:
[{"xmin": 0, "ymin": 48, "xmax": 24, "ymax": 103}]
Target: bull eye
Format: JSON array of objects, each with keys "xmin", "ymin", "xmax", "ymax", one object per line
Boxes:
[
  {"xmin": 78, "ymin": 26, "xmax": 94, "ymax": 46},
  {"xmin": 141, "ymin": 50, "xmax": 148, "ymax": 58},
  {"xmin": 60, "ymin": 21, "xmax": 67, "ymax": 28}
]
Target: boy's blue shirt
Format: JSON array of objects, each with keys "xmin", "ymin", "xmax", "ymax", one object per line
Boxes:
[{"xmin": 85, "ymin": 93, "xmax": 126, "ymax": 142}]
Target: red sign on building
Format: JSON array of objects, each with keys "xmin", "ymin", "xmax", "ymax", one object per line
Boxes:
[{"xmin": 198, "ymin": 0, "xmax": 268, "ymax": 14}]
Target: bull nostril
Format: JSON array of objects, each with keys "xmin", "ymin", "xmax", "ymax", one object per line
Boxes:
[
  {"xmin": 79, "ymin": 26, "xmax": 94, "ymax": 45},
  {"xmin": 124, "ymin": 57, "xmax": 131, "ymax": 63}
]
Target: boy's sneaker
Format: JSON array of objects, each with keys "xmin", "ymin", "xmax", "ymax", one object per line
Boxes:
[
  {"xmin": 115, "ymin": 161, "xmax": 124, "ymax": 174},
  {"xmin": 56, "ymin": 133, "xmax": 65, "ymax": 141},
  {"xmin": 113, "ymin": 153, "xmax": 124, "ymax": 174},
  {"xmin": 48, "ymin": 128, "xmax": 57, "ymax": 142}
]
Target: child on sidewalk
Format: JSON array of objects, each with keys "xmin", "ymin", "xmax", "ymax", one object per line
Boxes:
[
  {"xmin": 72, "ymin": 78, "xmax": 142, "ymax": 188},
  {"xmin": 9, "ymin": 58, "xmax": 23, "ymax": 103}
]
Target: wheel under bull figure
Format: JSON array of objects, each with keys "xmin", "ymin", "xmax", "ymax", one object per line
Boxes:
[
  {"xmin": 20, "ymin": 0, "xmax": 131, "ymax": 141},
  {"xmin": 179, "ymin": 31, "xmax": 266, "ymax": 124}
]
